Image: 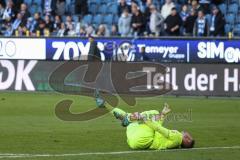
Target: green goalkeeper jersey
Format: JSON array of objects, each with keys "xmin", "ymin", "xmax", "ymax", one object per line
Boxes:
[
  {"xmin": 126, "ymin": 121, "xmax": 183, "ymax": 150},
  {"xmin": 150, "ymin": 129, "xmax": 183, "ymax": 150}
]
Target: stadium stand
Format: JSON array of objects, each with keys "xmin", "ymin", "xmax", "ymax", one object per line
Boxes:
[{"xmin": 0, "ymin": 0, "xmax": 239, "ymax": 37}]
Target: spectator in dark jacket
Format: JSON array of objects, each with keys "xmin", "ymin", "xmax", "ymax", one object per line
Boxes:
[
  {"xmin": 12, "ymin": 0, "xmax": 23, "ymax": 10},
  {"xmin": 131, "ymin": 3, "xmax": 145, "ymax": 36},
  {"xmin": 164, "ymin": 8, "xmax": 182, "ymax": 36},
  {"xmin": 193, "ymin": 10, "xmax": 209, "ymax": 36},
  {"xmin": 144, "ymin": 0, "xmax": 153, "ymax": 23},
  {"xmin": 184, "ymin": 9, "xmax": 197, "ymax": 36},
  {"xmin": 53, "ymin": 15, "xmax": 62, "ymax": 31},
  {"xmin": 44, "ymin": 15, "xmax": 54, "ymax": 32},
  {"xmin": 19, "ymin": 3, "xmax": 30, "ymax": 24},
  {"xmin": 75, "ymin": 0, "xmax": 88, "ymax": 15},
  {"xmin": 118, "ymin": 0, "xmax": 131, "ymax": 16},
  {"xmin": 209, "ymin": 5, "xmax": 225, "ymax": 36}
]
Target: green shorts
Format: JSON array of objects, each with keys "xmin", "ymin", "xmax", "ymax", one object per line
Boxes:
[{"xmin": 126, "ymin": 122, "xmax": 154, "ymax": 149}]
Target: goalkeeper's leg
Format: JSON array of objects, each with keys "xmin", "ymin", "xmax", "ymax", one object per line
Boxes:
[
  {"xmin": 94, "ymin": 89, "xmax": 171, "ymax": 126},
  {"xmin": 95, "ymin": 89, "xmax": 131, "ymax": 126}
]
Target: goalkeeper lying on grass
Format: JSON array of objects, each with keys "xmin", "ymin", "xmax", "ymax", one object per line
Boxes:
[{"xmin": 95, "ymin": 90, "xmax": 195, "ymax": 150}]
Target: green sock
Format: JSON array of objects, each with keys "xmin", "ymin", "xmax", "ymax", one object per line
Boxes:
[{"xmin": 111, "ymin": 108, "xmax": 127, "ymax": 117}]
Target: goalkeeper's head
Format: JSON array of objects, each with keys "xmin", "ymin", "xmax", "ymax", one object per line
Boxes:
[{"xmin": 181, "ymin": 131, "xmax": 195, "ymax": 148}]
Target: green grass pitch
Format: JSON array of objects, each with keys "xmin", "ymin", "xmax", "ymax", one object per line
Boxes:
[{"xmin": 0, "ymin": 92, "xmax": 240, "ymax": 160}]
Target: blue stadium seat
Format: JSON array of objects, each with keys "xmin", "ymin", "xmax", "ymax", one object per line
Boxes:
[
  {"xmin": 65, "ymin": 0, "xmax": 72, "ymax": 6},
  {"xmin": 89, "ymin": 0, "xmax": 101, "ymax": 5},
  {"xmin": 89, "ymin": 4, "xmax": 98, "ymax": 14},
  {"xmin": 225, "ymin": 24, "xmax": 232, "ymax": 33},
  {"xmin": 113, "ymin": 15, "xmax": 119, "ymax": 24},
  {"xmin": 29, "ymin": 3, "xmax": 42, "ymax": 15},
  {"xmin": 97, "ymin": 5, "xmax": 107, "ymax": 14},
  {"xmin": 236, "ymin": 15, "xmax": 240, "ymax": 23},
  {"xmin": 62, "ymin": 15, "xmax": 67, "ymax": 22},
  {"xmin": 178, "ymin": 0, "xmax": 187, "ymax": 4},
  {"xmin": 233, "ymin": 24, "xmax": 240, "ymax": 36},
  {"xmin": 73, "ymin": 15, "xmax": 79, "ymax": 23},
  {"xmin": 107, "ymin": 4, "xmax": 118, "ymax": 14},
  {"xmin": 32, "ymin": 0, "xmax": 41, "ymax": 6},
  {"xmin": 229, "ymin": 0, "xmax": 238, "ymax": 4},
  {"xmin": 228, "ymin": 3, "xmax": 238, "ymax": 15},
  {"xmin": 102, "ymin": 14, "xmax": 114, "ymax": 25},
  {"xmin": 218, "ymin": 3, "xmax": 227, "ymax": 15},
  {"xmin": 83, "ymin": 14, "xmax": 93, "ymax": 24},
  {"xmin": 24, "ymin": 0, "xmax": 32, "ymax": 6},
  {"xmin": 100, "ymin": 0, "xmax": 108, "ymax": 5},
  {"xmin": 92, "ymin": 14, "xmax": 103, "ymax": 25},
  {"xmin": 175, "ymin": 3, "xmax": 181, "ymax": 12},
  {"xmin": 226, "ymin": 13, "xmax": 235, "ymax": 24}
]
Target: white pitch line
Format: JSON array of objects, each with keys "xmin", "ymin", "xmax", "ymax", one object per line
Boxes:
[{"xmin": 0, "ymin": 146, "xmax": 240, "ymax": 159}]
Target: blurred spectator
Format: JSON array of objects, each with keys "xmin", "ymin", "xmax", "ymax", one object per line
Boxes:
[
  {"xmin": 30, "ymin": 12, "xmax": 42, "ymax": 32},
  {"xmin": 211, "ymin": 0, "xmax": 224, "ymax": 5},
  {"xmin": 96, "ymin": 24, "xmax": 110, "ymax": 37},
  {"xmin": 57, "ymin": 22, "xmax": 67, "ymax": 36},
  {"xmin": 0, "ymin": 3, "xmax": 4, "ymax": 20},
  {"xmin": 19, "ymin": 3, "xmax": 30, "ymax": 24},
  {"xmin": 118, "ymin": 8, "xmax": 132, "ymax": 37},
  {"xmin": 12, "ymin": 12, "xmax": 22, "ymax": 32},
  {"xmin": 75, "ymin": 0, "xmax": 88, "ymax": 15},
  {"xmin": 111, "ymin": 24, "xmax": 120, "ymax": 36},
  {"xmin": 3, "ymin": 22, "xmax": 13, "ymax": 36},
  {"xmin": 209, "ymin": 5, "xmax": 225, "ymax": 36},
  {"xmin": 199, "ymin": 0, "xmax": 210, "ymax": 14},
  {"xmin": 78, "ymin": 26, "xmax": 86, "ymax": 37},
  {"xmin": 193, "ymin": 10, "xmax": 209, "ymax": 36},
  {"xmin": 75, "ymin": 22, "xmax": 81, "ymax": 35},
  {"xmin": 164, "ymin": 8, "xmax": 182, "ymax": 36},
  {"xmin": 35, "ymin": 19, "xmax": 46, "ymax": 36},
  {"xmin": 53, "ymin": 15, "xmax": 62, "ymax": 31},
  {"xmin": 180, "ymin": 4, "xmax": 189, "ymax": 22},
  {"xmin": 149, "ymin": 4, "xmax": 164, "ymax": 37},
  {"xmin": 144, "ymin": 0, "xmax": 153, "ymax": 23},
  {"xmin": 118, "ymin": 0, "xmax": 131, "ymax": 16},
  {"xmin": 180, "ymin": 4, "xmax": 189, "ymax": 35},
  {"xmin": 86, "ymin": 25, "xmax": 95, "ymax": 37},
  {"xmin": 56, "ymin": 0, "xmax": 65, "ymax": 16},
  {"xmin": 17, "ymin": 24, "xmax": 28, "ymax": 36},
  {"xmin": 161, "ymin": 0, "xmax": 175, "ymax": 19},
  {"xmin": 0, "ymin": 0, "xmax": 6, "ymax": 7},
  {"xmin": 2, "ymin": 0, "xmax": 15, "ymax": 20},
  {"xmin": 42, "ymin": 0, "xmax": 56, "ymax": 15},
  {"xmin": 65, "ymin": 15, "xmax": 74, "ymax": 30},
  {"xmin": 184, "ymin": 9, "xmax": 197, "ymax": 36},
  {"xmin": 67, "ymin": 24, "xmax": 76, "ymax": 36},
  {"xmin": 12, "ymin": 0, "xmax": 23, "ymax": 10},
  {"xmin": 131, "ymin": 3, "xmax": 145, "ymax": 36},
  {"xmin": 189, "ymin": 0, "xmax": 200, "ymax": 12},
  {"xmin": 44, "ymin": 15, "xmax": 54, "ymax": 32},
  {"xmin": 26, "ymin": 17, "xmax": 33, "ymax": 30}
]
